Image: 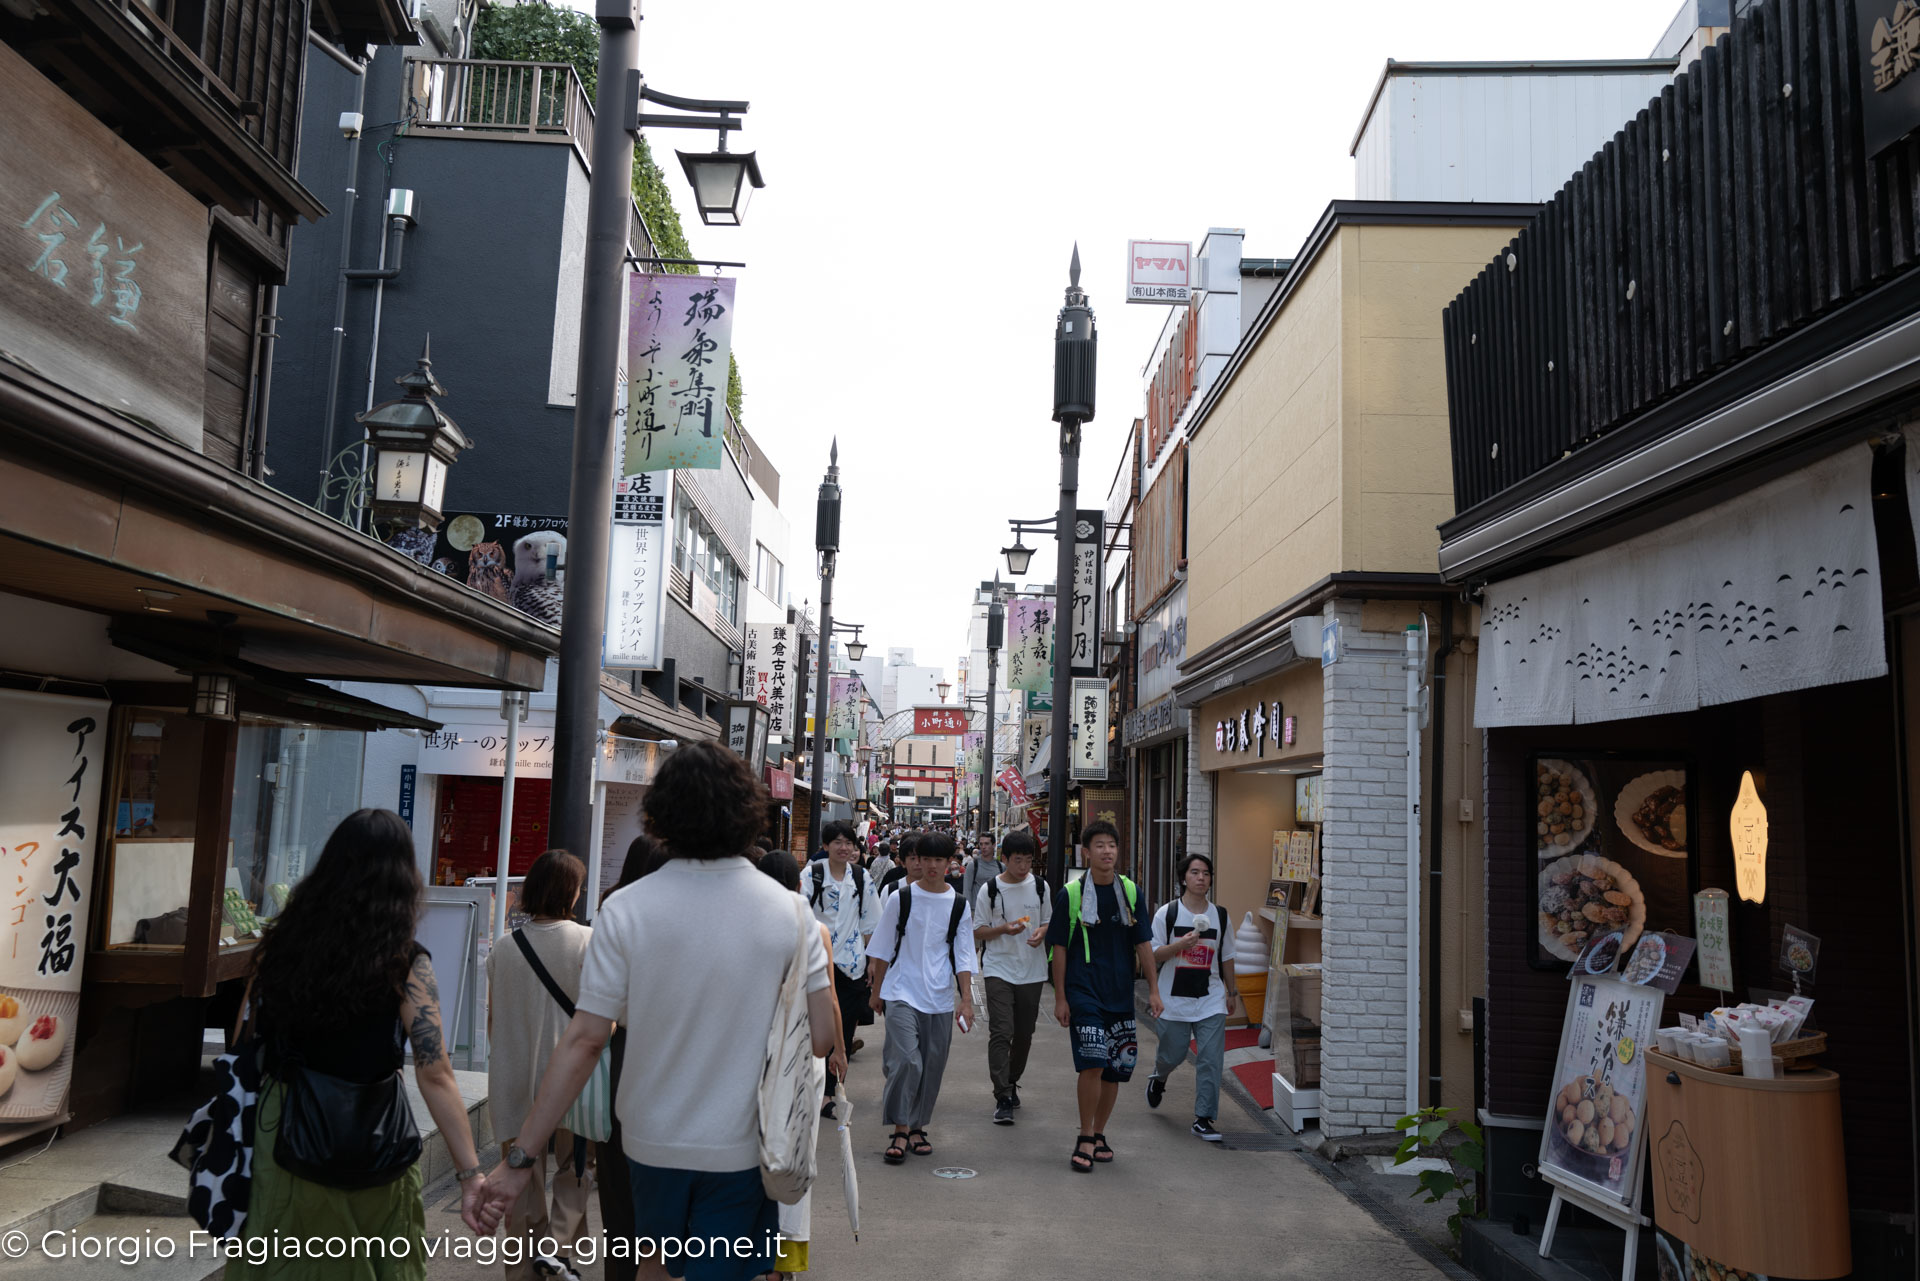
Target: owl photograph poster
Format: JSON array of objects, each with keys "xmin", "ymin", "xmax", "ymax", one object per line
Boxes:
[{"xmin": 388, "ymin": 512, "xmax": 570, "ymax": 628}]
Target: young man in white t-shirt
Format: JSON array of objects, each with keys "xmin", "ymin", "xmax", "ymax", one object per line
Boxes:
[
  {"xmin": 865, "ymin": 830, "xmax": 976, "ymax": 1164},
  {"xmin": 1143, "ymin": 853, "xmax": 1238, "ymax": 1141},
  {"xmin": 973, "ymin": 830, "xmax": 1050, "ymax": 1125},
  {"xmin": 810, "ymin": 821, "xmax": 880, "ymax": 1117}
]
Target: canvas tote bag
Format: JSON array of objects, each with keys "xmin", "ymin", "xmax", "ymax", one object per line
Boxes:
[{"xmin": 758, "ymin": 895, "xmax": 819, "ymax": 1204}]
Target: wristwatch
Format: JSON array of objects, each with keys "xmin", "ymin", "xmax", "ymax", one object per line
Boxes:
[
  {"xmin": 455, "ymin": 1164, "xmax": 484, "ymax": 1182},
  {"xmin": 505, "ymin": 1144, "xmax": 537, "ymax": 1170}
]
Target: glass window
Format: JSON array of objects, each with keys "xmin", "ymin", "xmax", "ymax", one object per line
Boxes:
[
  {"xmin": 226, "ymin": 726, "xmax": 366, "ymax": 937},
  {"xmin": 672, "ymin": 495, "xmax": 692, "ymax": 576},
  {"xmin": 723, "ymin": 565, "xmax": 741, "ymax": 626},
  {"xmin": 104, "ymin": 711, "xmax": 207, "ymax": 948}
]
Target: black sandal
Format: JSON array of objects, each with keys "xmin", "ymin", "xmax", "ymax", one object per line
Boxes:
[
  {"xmin": 884, "ymin": 1134, "xmax": 908, "ymax": 1164},
  {"xmin": 1091, "ymin": 1133, "xmax": 1115, "ymax": 1163},
  {"xmin": 907, "ymin": 1128, "xmax": 932, "ymax": 1156},
  {"xmin": 1070, "ymin": 1134, "xmax": 1096, "ymax": 1172}
]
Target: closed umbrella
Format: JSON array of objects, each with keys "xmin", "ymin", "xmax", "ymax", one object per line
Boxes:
[{"xmin": 835, "ymin": 1099, "xmax": 860, "ymax": 1241}]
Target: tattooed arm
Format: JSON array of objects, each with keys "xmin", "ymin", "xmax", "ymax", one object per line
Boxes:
[{"xmin": 400, "ymin": 951, "xmax": 487, "ymax": 1214}]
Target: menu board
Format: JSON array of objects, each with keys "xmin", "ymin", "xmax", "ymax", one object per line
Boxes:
[
  {"xmin": 1533, "ymin": 754, "xmax": 1693, "ymax": 970},
  {"xmin": 1539, "ymin": 976, "xmax": 1665, "ymax": 1209}
]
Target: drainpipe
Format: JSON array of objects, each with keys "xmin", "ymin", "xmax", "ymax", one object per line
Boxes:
[
  {"xmin": 350, "ymin": 189, "xmax": 418, "ymax": 530},
  {"xmin": 315, "ymin": 61, "xmax": 369, "ymax": 511},
  {"xmin": 1427, "ymin": 595, "xmax": 1453, "ymax": 1107},
  {"xmin": 1405, "ymin": 620, "xmax": 1425, "ymax": 1118},
  {"xmin": 247, "ymin": 285, "xmax": 280, "ymax": 480}
]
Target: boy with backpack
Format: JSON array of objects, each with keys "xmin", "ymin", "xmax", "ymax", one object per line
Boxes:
[
  {"xmin": 1047, "ymin": 819, "xmax": 1161, "ymax": 1173},
  {"xmin": 865, "ymin": 830, "xmax": 976, "ymax": 1164},
  {"xmin": 810, "ymin": 821, "xmax": 878, "ymax": 1117},
  {"xmin": 973, "ymin": 830, "xmax": 1050, "ymax": 1125},
  {"xmin": 1143, "ymin": 853, "xmax": 1239, "ymax": 1142}
]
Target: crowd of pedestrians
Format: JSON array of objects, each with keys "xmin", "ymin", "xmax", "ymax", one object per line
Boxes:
[{"xmin": 196, "ymin": 746, "xmax": 1244, "ymax": 1281}]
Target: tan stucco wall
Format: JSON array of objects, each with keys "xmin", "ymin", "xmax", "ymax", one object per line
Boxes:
[
  {"xmin": 1214, "ymin": 766, "xmax": 1297, "ymax": 933},
  {"xmin": 1186, "ymin": 222, "xmax": 1523, "ymax": 653}
]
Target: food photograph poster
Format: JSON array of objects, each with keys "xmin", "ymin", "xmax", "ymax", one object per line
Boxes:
[
  {"xmin": 1540, "ymin": 975, "xmax": 1664, "ymax": 1208},
  {"xmin": 1534, "ymin": 754, "xmax": 1692, "ymax": 969}
]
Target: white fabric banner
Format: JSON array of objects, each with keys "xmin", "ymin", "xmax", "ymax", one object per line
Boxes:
[{"xmin": 1475, "ymin": 445, "xmax": 1885, "ymax": 727}]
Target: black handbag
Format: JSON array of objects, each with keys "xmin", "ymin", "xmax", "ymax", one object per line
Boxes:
[{"xmin": 269, "ymin": 1046, "xmax": 422, "ymax": 1190}]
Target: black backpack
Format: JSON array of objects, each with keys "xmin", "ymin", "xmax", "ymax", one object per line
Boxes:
[
  {"xmin": 893, "ymin": 884, "xmax": 968, "ymax": 976},
  {"xmin": 1163, "ymin": 900, "xmax": 1231, "ymax": 982},
  {"xmin": 809, "ymin": 861, "xmax": 866, "ymax": 912},
  {"xmin": 985, "ymin": 874, "xmax": 1047, "ymax": 922}
]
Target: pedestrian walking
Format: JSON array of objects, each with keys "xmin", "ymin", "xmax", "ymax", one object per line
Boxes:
[
  {"xmin": 595, "ymin": 833, "xmax": 666, "ymax": 1281},
  {"xmin": 866, "ymin": 841, "xmax": 895, "ymax": 887},
  {"xmin": 1047, "ymin": 819, "xmax": 1161, "ymax": 1173},
  {"xmin": 960, "ymin": 834, "xmax": 1002, "ymax": 907},
  {"xmin": 230, "ymin": 808, "xmax": 492, "ymax": 1279},
  {"xmin": 864, "ymin": 831, "xmax": 976, "ymax": 1164},
  {"xmin": 1142, "ymin": 854, "xmax": 1238, "ymax": 1142},
  {"xmin": 486, "ymin": 848, "xmax": 594, "ymax": 1281},
  {"xmin": 761, "ymin": 850, "xmax": 848, "ymax": 1279},
  {"xmin": 877, "ymin": 833, "xmax": 916, "ymax": 898},
  {"xmin": 972, "ymin": 830, "xmax": 1050, "ymax": 1125},
  {"xmin": 808, "ymin": 821, "xmax": 878, "ymax": 1113},
  {"xmin": 478, "ymin": 741, "xmax": 837, "ymax": 1281}
]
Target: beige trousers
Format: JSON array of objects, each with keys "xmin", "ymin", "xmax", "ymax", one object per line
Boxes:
[{"xmin": 500, "ymin": 1129, "xmax": 593, "ymax": 1280}]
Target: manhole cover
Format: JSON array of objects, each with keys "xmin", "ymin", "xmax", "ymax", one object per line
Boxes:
[
  {"xmin": 931, "ymin": 1166, "xmax": 977, "ymax": 1179},
  {"xmin": 1219, "ymin": 1133, "xmax": 1296, "ymax": 1152}
]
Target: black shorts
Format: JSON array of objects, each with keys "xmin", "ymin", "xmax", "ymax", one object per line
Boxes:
[{"xmin": 1068, "ymin": 1008, "xmax": 1139, "ymax": 1081}]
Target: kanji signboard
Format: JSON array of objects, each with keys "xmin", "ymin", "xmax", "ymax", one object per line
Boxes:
[{"xmin": 913, "ymin": 706, "xmax": 968, "ymax": 736}]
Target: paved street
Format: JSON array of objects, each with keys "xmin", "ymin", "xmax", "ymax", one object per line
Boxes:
[{"xmin": 422, "ymin": 983, "xmax": 1451, "ymax": 1280}]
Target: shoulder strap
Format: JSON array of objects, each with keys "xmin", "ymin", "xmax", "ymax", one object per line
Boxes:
[
  {"xmin": 894, "ymin": 884, "xmax": 913, "ymax": 955},
  {"xmin": 1164, "ymin": 900, "xmax": 1179, "ymax": 941},
  {"xmin": 853, "ymin": 863, "xmax": 867, "ymax": 910},
  {"xmin": 945, "ymin": 896, "xmax": 966, "ymax": 974},
  {"xmin": 809, "ymin": 861, "xmax": 826, "ymax": 907},
  {"xmin": 1216, "ymin": 904, "xmax": 1231, "ymax": 980},
  {"xmin": 513, "ymin": 928, "xmax": 575, "ymax": 1018},
  {"xmin": 987, "ymin": 877, "xmax": 1000, "ymax": 911}
]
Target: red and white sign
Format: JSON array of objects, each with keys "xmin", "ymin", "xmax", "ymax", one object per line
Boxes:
[
  {"xmin": 1127, "ymin": 239, "xmax": 1192, "ymax": 304},
  {"xmin": 996, "ymin": 765, "xmax": 1029, "ymax": 807},
  {"xmin": 766, "ymin": 767, "xmax": 794, "ymax": 800},
  {"xmin": 913, "ymin": 706, "xmax": 969, "ymax": 735}
]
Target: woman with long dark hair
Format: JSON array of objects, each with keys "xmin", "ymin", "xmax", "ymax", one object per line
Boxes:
[{"xmin": 234, "ymin": 808, "xmax": 489, "ymax": 1277}]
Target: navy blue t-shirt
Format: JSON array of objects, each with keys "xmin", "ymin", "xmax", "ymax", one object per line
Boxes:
[{"xmin": 1046, "ymin": 878, "xmax": 1151, "ymax": 1014}]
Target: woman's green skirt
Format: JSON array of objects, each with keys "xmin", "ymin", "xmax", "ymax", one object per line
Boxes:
[{"xmin": 225, "ymin": 1079, "xmax": 427, "ymax": 1281}]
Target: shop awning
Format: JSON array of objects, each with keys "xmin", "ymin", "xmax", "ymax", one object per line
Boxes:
[
  {"xmin": 1474, "ymin": 445, "xmax": 1886, "ymax": 728},
  {"xmin": 600, "ymin": 673, "xmax": 720, "ymax": 744},
  {"xmin": 792, "ymin": 777, "xmax": 850, "ymax": 804}
]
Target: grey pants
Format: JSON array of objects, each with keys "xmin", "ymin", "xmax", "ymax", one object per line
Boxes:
[
  {"xmin": 984, "ymin": 976, "xmax": 1043, "ymax": 1100},
  {"xmin": 1152, "ymin": 1011, "xmax": 1228, "ymax": 1121},
  {"xmin": 882, "ymin": 1001, "xmax": 954, "ymax": 1128}
]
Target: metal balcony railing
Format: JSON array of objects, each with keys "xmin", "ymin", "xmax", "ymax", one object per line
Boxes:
[{"xmin": 404, "ymin": 57, "xmax": 595, "ymax": 161}]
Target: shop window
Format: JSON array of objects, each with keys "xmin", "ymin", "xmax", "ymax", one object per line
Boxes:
[{"xmin": 104, "ymin": 711, "xmax": 207, "ymax": 948}]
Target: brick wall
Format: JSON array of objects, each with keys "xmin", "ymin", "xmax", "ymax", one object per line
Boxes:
[
  {"xmin": 1185, "ymin": 720, "xmax": 1212, "ymax": 859},
  {"xmin": 1318, "ymin": 599, "xmax": 1416, "ymax": 1135}
]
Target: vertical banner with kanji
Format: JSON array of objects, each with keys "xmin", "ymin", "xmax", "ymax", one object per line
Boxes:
[
  {"xmin": 0, "ymin": 691, "xmax": 108, "ymax": 1134},
  {"xmin": 745, "ymin": 623, "xmax": 800, "ymax": 743},
  {"xmin": 1068, "ymin": 510, "xmax": 1105, "ymax": 677},
  {"xmin": 828, "ymin": 676, "xmax": 860, "ymax": 740},
  {"xmin": 1070, "ymin": 676, "xmax": 1109, "ymax": 781},
  {"xmin": 604, "ymin": 469, "xmax": 673, "ymax": 669},
  {"xmin": 1008, "ymin": 599, "xmax": 1053, "ymax": 692},
  {"xmin": 1022, "ymin": 715, "xmax": 1049, "ymax": 773},
  {"xmin": 962, "ymin": 732, "xmax": 985, "ymax": 777},
  {"xmin": 625, "ymin": 273, "xmax": 736, "ymax": 473}
]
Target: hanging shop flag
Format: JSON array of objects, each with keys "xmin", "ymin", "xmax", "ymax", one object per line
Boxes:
[
  {"xmin": 624, "ymin": 272, "xmax": 737, "ymax": 473},
  {"xmin": 828, "ymin": 676, "xmax": 860, "ymax": 740},
  {"xmin": 1069, "ymin": 676, "xmax": 1109, "ymax": 781},
  {"xmin": 996, "ymin": 765, "xmax": 1029, "ymax": 807},
  {"xmin": 1007, "ymin": 599, "xmax": 1053, "ymax": 692},
  {"xmin": 0, "ymin": 691, "xmax": 109, "ymax": 1142},
  {"xmin": 1022, "ymin": 715, "xmax": 1049, "ymax": 772},
  {"xmin": 745, "ymin": 623, "xmax": 800, "ymax": 743},
  {"xmin": 604, "ymin": 469, "xmax": 673, "ymax": 669},
  {"xmin": 1068, "ymin": 510, "xmax": 1105, "ymax": 678},
  {"xmin": 962, "ymin": 732, "xmax": 985, "ymax": 778}
]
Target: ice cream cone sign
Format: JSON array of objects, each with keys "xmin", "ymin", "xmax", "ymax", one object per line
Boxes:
[{"xmin": 1730, "ymin": 770, "xmax": 1768, "ymax": 903}]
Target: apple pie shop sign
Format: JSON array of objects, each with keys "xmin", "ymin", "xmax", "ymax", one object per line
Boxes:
[{"xmin": 1215, "ymin": 701, "xmax": 1294, "ymax": 755}]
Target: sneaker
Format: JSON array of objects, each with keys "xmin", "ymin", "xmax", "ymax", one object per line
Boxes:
[
  {"xmin": 993, "ymin": 1099, "xmax": 1015, "ymax": 1125},
  {"xmin": 531, "ymin": 1256, "xmax": 578, "ymax": 1280},
  {"xmin": 1008, "ymin": 1086, "xmax": 1022, "ymax": 1109},
  {"xmin": 1192, "ymin": 1117, "xmax": 1222, "ymax": 1142},
  {"xmin": 1145, "ymin": 1075, "xmax": 1166, "ymax": 1110}
]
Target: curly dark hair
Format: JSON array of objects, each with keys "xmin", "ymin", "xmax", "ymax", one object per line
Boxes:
[
  {"xmin": 251, "ymin": 808, "xmax": 422, "ymax": 1037},
  {"xmin": 642, "ymin": 740, "xmax": 769, "ymax": 860}
]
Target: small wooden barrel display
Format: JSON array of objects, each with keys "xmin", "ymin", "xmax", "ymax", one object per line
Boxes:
[{"xmin": 1644, "ymin": 1049, "xmax": 1850, "ymax": 1279}]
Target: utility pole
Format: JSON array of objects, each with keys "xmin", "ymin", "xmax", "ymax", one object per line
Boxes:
[
  {"xmin": 1047, "ymin": 246, "xmax": 1096, "ymax": 885},
  {"xmin": 807, "ymin": 442, "xmax": 841, "ymax": 856},
  {"xmin": 978, "ymin": 584, "xmax": 1004, "ymax": 848}
]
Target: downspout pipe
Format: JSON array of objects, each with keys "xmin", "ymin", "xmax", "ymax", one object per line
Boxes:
[
  {"xmin": 1428, "ymin": 594, "xmax": 1453, "ymax": 1107},
  {"xmin": 1405, "ymin": 621, "xmax": 1424, "ymax": 1118},
  {"xmin": 315, "ymin": 60, "xmax": 369, "ymax": 511}
]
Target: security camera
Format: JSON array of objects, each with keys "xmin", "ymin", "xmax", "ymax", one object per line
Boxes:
[{"xmin": 338, "ymin": 111, "xmax": 364, "ymax": 139}]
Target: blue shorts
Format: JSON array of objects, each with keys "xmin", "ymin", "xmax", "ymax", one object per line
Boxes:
[
  {"xmin": 1069, "ymin": 1008, "xmax": 1139, "ymax": 1081},
  {"xmin": 626, "ymin": 1160, "xmax": 778, "ymax": 1281}
]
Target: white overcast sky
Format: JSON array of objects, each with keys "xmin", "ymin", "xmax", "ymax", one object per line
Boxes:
[{"xmin": 611, "ymin": 0, "xmax": 1684, "ymax": 676}]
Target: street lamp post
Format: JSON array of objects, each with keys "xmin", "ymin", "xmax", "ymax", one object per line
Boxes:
[
  {"xmin": 978, "ymin": 585, "xmax": 1004, "ymax": 848},
  {"xmin": 1047, "ymin": 247, "xmax": 1097, "ymax": 884},
  {"xmin": 807, "ymin": 441, "xmax": 842, "ymax": 857}
]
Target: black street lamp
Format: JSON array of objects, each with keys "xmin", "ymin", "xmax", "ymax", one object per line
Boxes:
[
  {"xmin": 978, "ymin": 580, "xmax": 1005, "ymax": 847},
  {"xmin": 1045, "ymin": 247, "xmax": 1096, "ymax": 884},
  {"xmin": 807, "ymin": 441, "xmax": 842, "ymax": 856}
]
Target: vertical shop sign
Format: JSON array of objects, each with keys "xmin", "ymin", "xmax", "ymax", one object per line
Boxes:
[
  {"xmin": 604, "ymin": 469, "xmax": 672, "ymax": 669},
  {"xmin": 1022, "ymin": 715, "xmax": 1049, "ymax": 772},
  {"xmin": 1068, "ymin": 511, "xmax": 1104, "ymax": 677},
  {"xmin": 0, "ymin": 691, "xmax": 109, "ymax": 1132},
  {"xmin": 1007, "ymin": 599, "xmax": 1053, "ymax": 693},
  {"xmin": 1693, "ymin": 889, "xmax": 1732, "ymax": 991},
  {"xmin": 745, "ymin": 622, "xmax": 800, "ymax": 742},
  {"xmin": 625, "ymin": 273, "xmax": 737, "ymax": 472},
  {"xmin": 397, "ymin": 764, "xmax": 417, "ymax": 829},
  {"xmin": 828, "ymin": 676, "xmax": 860, "ymax": 740},
  {"xmin": 1069, "ymin": 677, "xmax": 1109, "ymax": 781}
]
